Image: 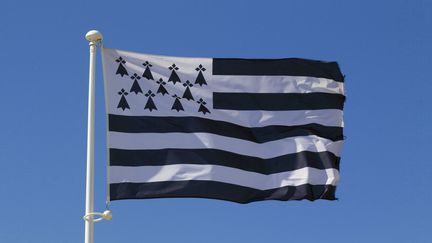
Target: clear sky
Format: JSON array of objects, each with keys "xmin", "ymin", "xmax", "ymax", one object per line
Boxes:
[{"xmin": 2, "ymin": 0, "xmax": 431, "ymax": 242}]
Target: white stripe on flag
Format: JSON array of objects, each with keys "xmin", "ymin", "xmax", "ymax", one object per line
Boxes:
[
  {"xmin": 212, "ymin": 76, "xmax": 344, "ymax": 94},
  {"xmin": 103, "ymin": 48, "xmax": 343, "ymax": 94},
  {"xmin": 109, "ymin": 132, "xmax": 343, "ymax": 158},
  {"xmin": 110, "ymin": 165, "xmax": 340, "ymax": 189}
]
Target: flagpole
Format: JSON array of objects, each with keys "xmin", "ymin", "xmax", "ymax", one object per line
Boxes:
[{"xmin": 84, "ymin": 30, "xmax": 103, "ymax": 243}]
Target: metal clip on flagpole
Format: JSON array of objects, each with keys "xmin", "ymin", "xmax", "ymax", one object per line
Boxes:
[
  {"xmin": 83, "ymin": 210, "xmax": 113, "ymax": 222},
  {"xmin": 84, "ymin": 30, "xmax": 111, "ymax": 243}
]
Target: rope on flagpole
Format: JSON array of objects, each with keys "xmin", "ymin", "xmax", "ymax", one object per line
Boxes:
[{"xmin": 99, "ymin": 41, "xmax": 112, "ymax": 213}]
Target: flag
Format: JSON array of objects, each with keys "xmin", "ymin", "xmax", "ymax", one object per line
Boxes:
[{"xmin": 102, "ymin": 47, "xmax": 345, "ymax": 203}]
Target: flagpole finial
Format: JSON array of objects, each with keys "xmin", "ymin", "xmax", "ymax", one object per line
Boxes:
[{"xmin": 85, "ymin": 30, "xmax": 103, "ymax": 43}]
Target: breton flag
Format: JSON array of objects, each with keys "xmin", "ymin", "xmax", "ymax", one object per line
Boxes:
[{"xmin": 102, "ymin": 47, "xmax": 345, "ymax": 203}]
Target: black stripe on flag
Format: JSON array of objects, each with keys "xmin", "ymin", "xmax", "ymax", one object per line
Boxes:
[
  {"xmin": 213, "ymin": 92, "xmax": 345, "ymax": 111},
  {"xmin": 108, "ymin": 115, "xmax": 343, "ymax": 142},
  {"xmin": 110, "ymin": 149, "xmax": 340, "ymax": 174},
  {"xmin": 213, "ymin": 58, "xmax": 344, "ymax": 82},
  {"xmin": 110, "ymin": 181, "xmax": 336, "ymax": 203}
]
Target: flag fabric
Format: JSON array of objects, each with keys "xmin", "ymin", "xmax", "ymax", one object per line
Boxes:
[{"xmin": 101, "ymin": 47, "xmax": 345, "ymax": 203}]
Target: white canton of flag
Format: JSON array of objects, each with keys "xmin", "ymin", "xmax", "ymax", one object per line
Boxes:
[{"xmin": 102, "ymin": 47, "xmax": 345, "ymax": 203}]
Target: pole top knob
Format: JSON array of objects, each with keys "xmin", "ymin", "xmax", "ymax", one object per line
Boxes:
[{"xmin": 85, "ymin": 30, "xmax": 103, "ymax": 43}]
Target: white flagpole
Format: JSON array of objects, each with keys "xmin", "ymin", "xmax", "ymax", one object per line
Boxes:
[{"xmin": 84, "ymin": 30, "xmax": 103, "ymax": 243}]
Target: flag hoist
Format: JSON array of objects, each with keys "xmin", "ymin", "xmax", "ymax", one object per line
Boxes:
[{"xmin": 83, "ymin": 30, "xmax": 112, "ymax": 243}]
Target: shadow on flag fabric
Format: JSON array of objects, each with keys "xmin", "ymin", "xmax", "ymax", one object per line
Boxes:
[{"xmin": 101, "ymin": 47, "xmax": 345, "ymax": 203}]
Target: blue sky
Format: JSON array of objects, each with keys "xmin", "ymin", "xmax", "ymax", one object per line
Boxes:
[{"xmin": 2, "ymin": 0, "xmax": 431, "ymax": 242}]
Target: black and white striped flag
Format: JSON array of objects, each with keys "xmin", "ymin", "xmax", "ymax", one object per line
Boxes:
[{"xmin": 102, "ymin": 47, "xmax": 345, "ymax": 203}]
